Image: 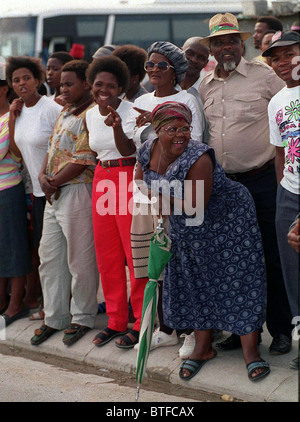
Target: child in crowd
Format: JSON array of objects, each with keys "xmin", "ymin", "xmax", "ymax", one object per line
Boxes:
[
  {"xmin": 263, "ymin": 30, "xmax": 300, "ymax": 370},
  {"xmin": 46, "ymin": 51, "xmax": 74, "ymax": 104},
  {"xmin": 31, "ymin": 60, "xmax": 99, "ymax": 346}
]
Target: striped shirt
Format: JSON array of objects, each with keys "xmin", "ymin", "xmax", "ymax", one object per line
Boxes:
[{"xmin": 0, "ymin": 112, "xmax": 22, "ymax": 191}]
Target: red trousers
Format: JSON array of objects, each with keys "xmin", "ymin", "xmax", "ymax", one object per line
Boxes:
[{"xmin": 92, "ymin": 162, "xmax": 148, "ymax": 332}]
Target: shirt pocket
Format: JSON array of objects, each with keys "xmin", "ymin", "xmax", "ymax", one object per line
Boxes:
[
  {"xmin": 233, "ymin": 94, "xmax": 263, "ymax": 121},
  {"xmin": 203, "ymin": 97, "xmax": 218, "ymax": 118}
]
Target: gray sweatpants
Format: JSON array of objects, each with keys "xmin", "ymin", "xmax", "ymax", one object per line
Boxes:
[
  {"xmin": 39, "ymin": 183, "xmax": 99, "ymax": 330},
  {"xmin": 275, "ymin": 184, "xmax": 299, "ymax": 318}
]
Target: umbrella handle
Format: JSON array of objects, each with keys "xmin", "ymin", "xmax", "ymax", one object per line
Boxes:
[
  {"xmin": 157, "ymin": 216, "xmax": 164, "ymax": 231},
  {"xmin": 135, "ymin": 385, "xmax": 140, "ymax": 402}
]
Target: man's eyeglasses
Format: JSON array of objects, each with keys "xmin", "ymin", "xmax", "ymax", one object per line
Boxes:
[
  {"xmin": 144, "ymin": 61, "xmax": 175, "ymax": 72},
  {"xmin": 162, "ymin": 126, "xmax": 192, "ymax": 136}
]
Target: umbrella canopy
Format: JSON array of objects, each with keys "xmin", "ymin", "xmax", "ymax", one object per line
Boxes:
[{"xmin": 135, "ymin": 217, "xmax": 172, "ymax": 400}]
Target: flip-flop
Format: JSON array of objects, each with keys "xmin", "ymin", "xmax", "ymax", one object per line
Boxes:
[
  {"xmin": 179, "ymin": 349, "xmax": 217, "ymax": 381},
  {"xmin": 1, "ymin": 307, "xmax": 30, "ymax": 327},
  {"xmin": 247, "ymin": 360, "xmax": 270, "ymax": 382},
  {"xmin": 93, "ymin": 327, "xmax": 129, "ymax": 347}
]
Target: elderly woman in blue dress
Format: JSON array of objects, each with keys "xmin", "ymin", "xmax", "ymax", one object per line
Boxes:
[{"xmin": 135, "ymin": 101, "xmax": 270, "ymax": 382}]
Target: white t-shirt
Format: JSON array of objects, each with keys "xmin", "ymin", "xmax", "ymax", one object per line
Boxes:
[
  {"xmin": 268, "ymin": 85, "xmax": 300, "ymax": 195},
  {"xmin": 14, "ymin": 96, "xmax": 62, "ymax": 196},
  {"xmin": 130, "ymin": 90, "xmax": 204, "ymax": 145},
  {"xmin": 86, "ymin": 101, "xmax": 136, "ymax": 161}
]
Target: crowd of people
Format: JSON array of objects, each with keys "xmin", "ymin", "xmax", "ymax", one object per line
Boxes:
[{"xmin": 0, "ymin": 11, "xmax": 299, "ymax": 384}]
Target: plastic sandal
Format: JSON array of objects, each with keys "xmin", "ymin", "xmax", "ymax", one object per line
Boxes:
[
  {"xmin": 93, "ymin": 327, "xmax": 128, "ymax": 347},
  {"xmin": 179, "ymin": 350, "xmax": 217, "ymax": 381},
  {"xmin": 30, "ymin": 324, "xmax": 58, "ymax": 346},
  {"xmin": 62, "ymin": 324, "xmax": 90, "ymax": 346},
  {"xmin": 247, "ymin": 360, "xmax": 270, "ymax": 382},
  {"xmin": 115, "ymin": 329, "xmax": 139, "ymax": 349},
  {"xmin": 29, "ymin": 309, "xmax": 45, "ymax": 320}
]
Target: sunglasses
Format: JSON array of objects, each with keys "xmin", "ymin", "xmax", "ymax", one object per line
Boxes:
[{"xmin": 144, "ymin": 61, "xmax": 175, "ymax": 72}]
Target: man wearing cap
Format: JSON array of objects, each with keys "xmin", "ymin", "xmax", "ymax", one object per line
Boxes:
[
  {"xmin": 263, "ymin": 31, "xmax": 300, "ymax": 369},
  {"xmin": 199, "ymin": 13, "xmax": 293, "ymax": 355}
]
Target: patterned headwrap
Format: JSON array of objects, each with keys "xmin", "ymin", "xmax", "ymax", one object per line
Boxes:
[
  {"xmin": 151, "ymin": 101, "xmax": 192, "ymax": 132},
  {"xmin": 147, "ymin": 41, "xmax": 188, "ymax": 84}
]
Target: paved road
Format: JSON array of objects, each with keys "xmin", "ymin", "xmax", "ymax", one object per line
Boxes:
[{"xmin": 0, "ymin": 352, "xmax": 201, "ymax": 403}]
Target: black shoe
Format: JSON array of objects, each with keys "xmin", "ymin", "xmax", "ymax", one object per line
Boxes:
[
  {"xmin": 216, "ymin": 334, "xmax": 241, "ymax": 350},
  {"xmin": 216, "ymin": 332, "xmax": 262, "ymax": 351},
  {"xmin": 269, "ymin": 334, "xmax": 292, "ymax": 355},
  {"xmin": 1, "ymin": 307, "xmax": 30, "ymax": 327}
]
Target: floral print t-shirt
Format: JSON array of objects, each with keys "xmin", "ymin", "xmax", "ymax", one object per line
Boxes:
[{"xmin": 268, "ymin": 85, "xmax": 300, "ymax": 195}]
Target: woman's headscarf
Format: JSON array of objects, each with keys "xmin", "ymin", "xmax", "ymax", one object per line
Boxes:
[
  {"xmin": 151, "ymin": 101, "xmax": 192, "ymax": 132},
  {"xmin": 147, "ymin": 41, "xmax": 188, "ymax": 84}
]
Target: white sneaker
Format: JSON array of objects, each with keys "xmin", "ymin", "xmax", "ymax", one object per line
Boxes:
[
  {"xmin": 179, "ymin": 332, "xmax": 195, "ymax": 359},
  {"xmin": 134, "ymin": 329, "xmax": 178, "ymax": 351},
  {"xmin": 150, "ymin": 329, "xmax": 178, "ymax": 350}
]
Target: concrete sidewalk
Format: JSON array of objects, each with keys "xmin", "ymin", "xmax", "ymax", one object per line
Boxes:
[{"xmin": 0, "ymin": 312, "xmax": 298, "ymax": 402}]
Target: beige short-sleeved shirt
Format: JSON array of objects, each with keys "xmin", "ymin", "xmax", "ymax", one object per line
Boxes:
[{"xmin": 199, "ymin": 57, "xmax": 285, "ymax": 174}]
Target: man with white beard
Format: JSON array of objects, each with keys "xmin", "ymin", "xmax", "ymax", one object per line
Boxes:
[{"xmin": 199, "ymin": 13, "xmax": 294, "ymax": 357}]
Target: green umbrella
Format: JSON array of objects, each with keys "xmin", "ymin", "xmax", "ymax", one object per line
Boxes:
[{"xmin": 135, "ymin": 217, "xmax": 172, "ymax": 401}]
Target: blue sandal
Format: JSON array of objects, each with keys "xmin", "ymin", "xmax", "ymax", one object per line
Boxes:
[
  {"xmin": 247, "ymin": 360, "xmax": 270, "ymax": 382},
  {"xmin": 179, "ymin": 350, "xmax": 217, "ymax": 381}
]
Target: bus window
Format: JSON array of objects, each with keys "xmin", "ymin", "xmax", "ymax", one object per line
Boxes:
[
  {"xmin": 0, "ymin": 17, "xmax": 36, "ymax": 57},
  {"xmin": 76, "ymin": 16, "xmax": 107, "ymax": 38},
  {"xmin": 113, "ymin": 15, "xmax": 170, "ymax": 50},
  {"xmin": 171, "ymin": 14, "xmax": 212, "ymax": 47},
  {"xmin": 44, "ymin": 15, "xmax": 108, "ymax": 61}
]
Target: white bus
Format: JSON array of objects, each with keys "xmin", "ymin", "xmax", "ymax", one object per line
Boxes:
[{"xmin": 0, "ymin": 0, "xmax": 243, "ymax": 62}]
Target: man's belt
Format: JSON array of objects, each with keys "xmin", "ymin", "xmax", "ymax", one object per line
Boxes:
[
  {"xmin": 226, "ymin": 158, "xmax": 275, "ymax": 180},
  {"xmin": 99, "ymin": 157, "xmax": 136, "ymax": 169}
]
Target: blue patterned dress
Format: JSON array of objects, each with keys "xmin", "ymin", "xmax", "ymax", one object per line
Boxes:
[{"xmin": 138, "ymin": 139, "xmax": 267, "ymax": 335}]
